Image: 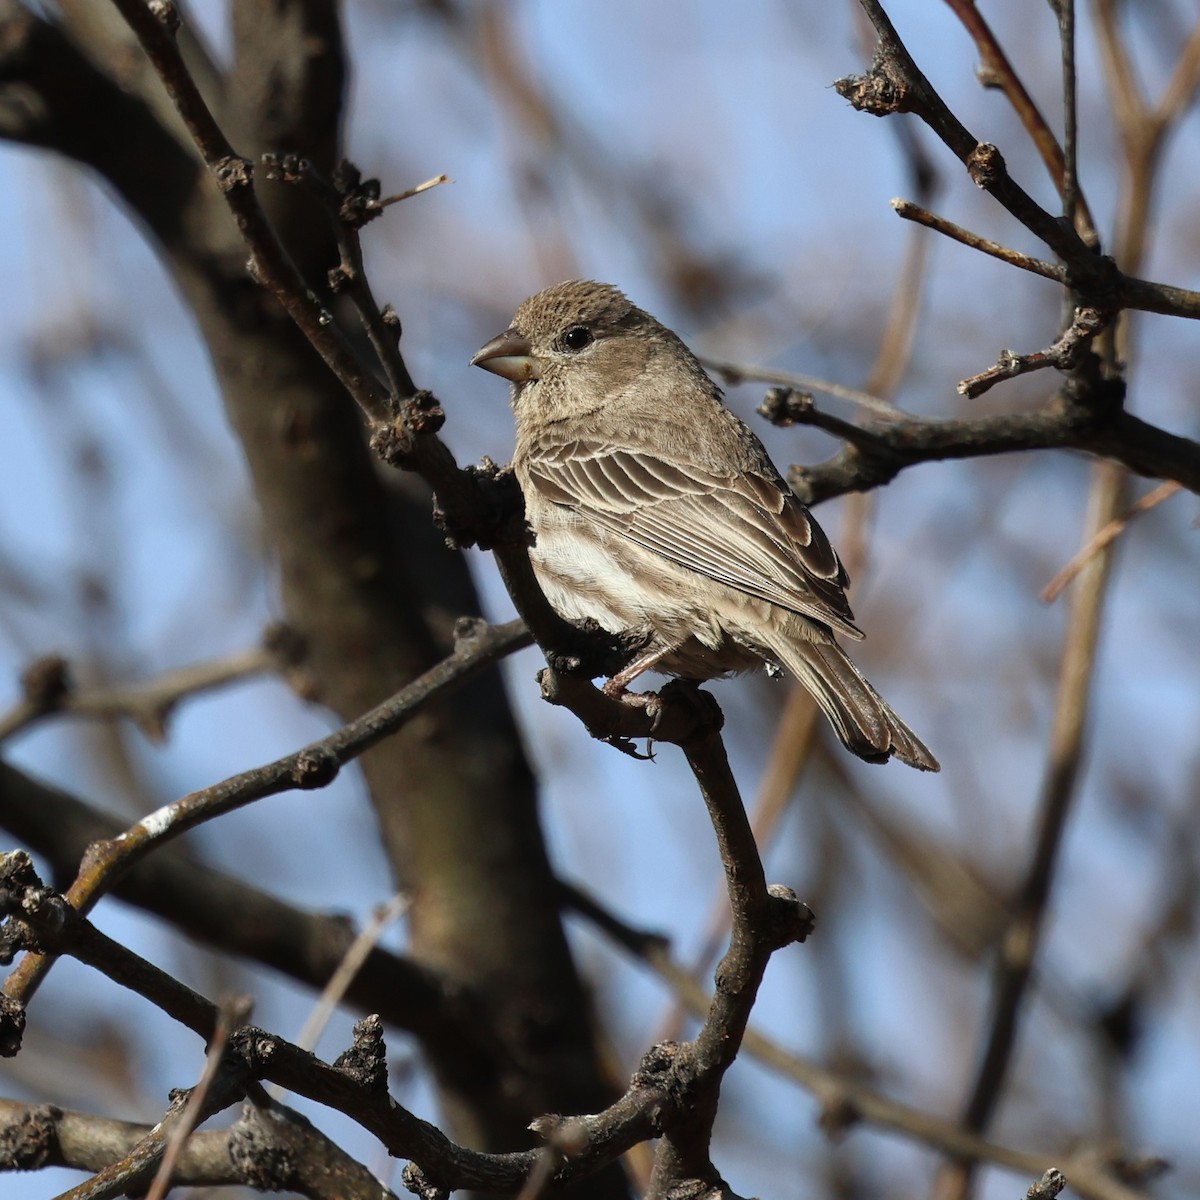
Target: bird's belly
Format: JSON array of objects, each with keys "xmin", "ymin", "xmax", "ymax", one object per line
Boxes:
[
  {"xmin": 529, "ymin": 523, "xmax": 662, "ymax": 633},
  {"xmin": 528, "ymin": 519, "xmax": 767, "ymax": 679}
]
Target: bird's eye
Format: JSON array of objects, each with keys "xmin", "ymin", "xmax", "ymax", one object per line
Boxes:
[{"xmin": 561, "ymin": 325, "xmax": 593, "ymax": 351}]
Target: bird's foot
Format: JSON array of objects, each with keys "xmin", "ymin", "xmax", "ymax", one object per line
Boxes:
[{"xmin": 601, "ymin": 678, "xmax": 659, "ymax": 709}]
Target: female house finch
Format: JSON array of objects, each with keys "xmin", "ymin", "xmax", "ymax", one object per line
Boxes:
[{"xmin": 472, "ymin": 280, "xmax": 938, "ymax": 771}]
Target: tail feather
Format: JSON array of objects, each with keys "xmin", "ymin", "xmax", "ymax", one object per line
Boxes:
[{"xmin": 773, "ymin": 637, "xmax": 939, "ymax": 772}]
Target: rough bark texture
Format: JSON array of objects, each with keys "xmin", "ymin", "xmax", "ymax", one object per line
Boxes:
[{"xmin": 0, "ymin": 3, "xmax": 623, "ymax": 1187}]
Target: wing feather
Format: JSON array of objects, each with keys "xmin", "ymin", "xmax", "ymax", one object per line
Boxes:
[{"xmin": 524, "ymin": 442, "xmax": 861, "ymax": 637}]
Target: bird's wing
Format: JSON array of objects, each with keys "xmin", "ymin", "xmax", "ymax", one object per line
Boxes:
[{"xmin": 525, "ymin": 438, "xmax": 862, "ymax": 638}]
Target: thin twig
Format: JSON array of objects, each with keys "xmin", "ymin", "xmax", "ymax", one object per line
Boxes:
[
  {"xmin": 957, "ymin": 306, "xmax": 1107, "ymax": 398},
  {"xmin": 146, "ymin": 996, "xmax": 253, "ymax": 1200},
  {"xmin": 843, "ymin": 0, "xmax": 1093, "ymax": 267},
  {"xmin": 268, "ymin": 892, "xmax": 411, "ymax": 1102},
  {"xmin": 1042, "ymin": 480, "xmax": 1182, "ymax": 602},
  {"xmin": 0, "ymin": 646, "xmax": 273, "ymax": 745},
  {"xmin": 1057, "ymin": 0, "xmax": 1081, "ymax": 232},
  {"xmin": 261, "ymin": 155, "xmax": 419, "ymax": 403},
  {"xmin": 106, "ymin": 0, "xmax": 392, "ymax": 423},
  {"xmin": 892, "ymin": 199, "xmax": 1066, "ymax": 283},
  {"xmin": 935, "ymin": 463, "xmax": 1129, "ymax": 1200},
  {"xmin": 377, "ymin": 173, "xmax": 451, "ymax": 208},
  {"xmin": 703, "ymin": 358, "xmax": 900, "ymax": 417},
  {"xmin": 846, "ymin": 0, "xmax": 1200, "ymax": 321},
  {"xmin": 941, "ymin": 0, "xmax": 1097, "ymax": 242}
]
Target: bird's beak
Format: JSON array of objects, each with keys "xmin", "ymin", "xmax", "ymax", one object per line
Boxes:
[{"xmin": 471, "ymin": 330, "xmax": 542, "ymax": 383}]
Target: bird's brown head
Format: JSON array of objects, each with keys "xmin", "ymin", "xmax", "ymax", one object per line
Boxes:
[{"xmin": 471, "ymin": 280, "xmax": 691, "ymax": 420}]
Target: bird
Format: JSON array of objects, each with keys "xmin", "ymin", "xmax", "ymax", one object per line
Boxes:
[{"xmin": 471, "ymin": 280, "xmax": 938, "ymax": 771}]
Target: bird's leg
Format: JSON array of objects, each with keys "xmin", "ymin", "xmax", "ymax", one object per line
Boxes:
[{"xmin": 602, "ymin": 643, "xmax": 677, "ymax": 698}]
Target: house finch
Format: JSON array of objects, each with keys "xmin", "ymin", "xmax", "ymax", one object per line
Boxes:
[{"xmin": 472, "ymin": 280, "xmax": 938, "ymax": 771}]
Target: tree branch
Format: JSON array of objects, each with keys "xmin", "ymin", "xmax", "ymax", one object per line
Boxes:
[
  {"xmin": 2, "ymin": 618, "xmax": 530, "ymax": 1009},
  {"xmin": 777, "ymin": 392, "xmax": 1200, "ymax": 506}
]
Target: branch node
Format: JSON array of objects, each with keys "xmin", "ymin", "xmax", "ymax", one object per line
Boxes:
[
  {"xmin": 434, "ymin": 466, "xmax": 522, "ymax": 552},
  {"xmin": 327, "ymin": 264, "xmax": 354, "ymax": 294},
  {"xmin": 402, "ymin": 1162, "xmax": 449, "ymax": 1200},
  {"xmin": 369, "ymin": 421, "xmax": 414, "ymax": 467},
  {"xmin": 966, "ymin": 142, "xmax": 1005, "ymax": 189},
  {"xmin": 370, "ymin": 392, "xmax": 446, "ymax": 467},
  {"xmin": 817, "ymin": 1092, "xmax": 862, "ymax": 1141},
  {"xmin": 763, "ymin": 884, "xmax": 816, "ymax": 949},
  {"xmin": 148, "ymin": 1, "xmax": 180, "ymax": 33},
  {"xmin": 0, "ymin": 1102, "xmax": 61, "ymax": 1168},
  {"xmin": 1025, "ymin": 1168, "xmax": 1067, "ymax": 1200},
  {"xmin": 403, "ymin": 389, "xmax": 445, "ymax": 436},
  {"xmin": 19, "ymin": 654, "xmax": 70, "ymax": 714},
  {"xmin": 333, "ymin": 1014, "xmax": 389, "ymax": 1093},
  {"xmin": 213, "ymin": 155, "xmax": 254, "ymax": 192},
  {"xmin": 833, "ymin": 49, "xmax": 912, "ymax": 116},
  {"xmin": 381, "ymin": 303, "xmax": 403, "ymax": 339},
  {"xmin": 756, "ymin": 386, "xmax": 814, "ymax": 427},
  {"xmin": 262, "ymin": 621, "xmax": 308, "ymax": 670},
  {"xmin": 332, "ymin": 159, "xmax": 383, "ymax": 230},
  {"xmin": 452, "ymin": 616, "xmax": 491, "ymax": 651},
  {"xmin": 631, "ymin": 1040, "xmax": 682, "ymax": 1090},
  {"xmin": 0, "ymin": 993, "xmax": 26, "ymax": 1058},
  {"xmin": 229, "ymin": 1025, "xmax": 278, "ymax": 1075},
  {"xmin": 259, "ymin": 152, "xmax": 308, "ymax": 186},
  {"xmin": 290, "ymin": 748, "xmax": 339, "ymax": 790}
]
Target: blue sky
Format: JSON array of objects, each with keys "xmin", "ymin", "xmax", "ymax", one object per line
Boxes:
[{"xmin": 2, "ymin": 2, "xmax": 1199, "ymax": 1196}]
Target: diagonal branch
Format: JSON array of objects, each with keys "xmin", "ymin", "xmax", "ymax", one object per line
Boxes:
[
  {"xmin": 840, "ymin": 1, "xmax": 1095, "ymax": 270},
  {"xmin": 2, "ymin": 618, "xmax": 530, "ymax": 1008},
  {"xmin": 105, "ymin": 0, "xmax": 391, "ymax": 423},
  {"xmin": 844, "ymin": 0, "xmax": 1200, "ymax": 324}
]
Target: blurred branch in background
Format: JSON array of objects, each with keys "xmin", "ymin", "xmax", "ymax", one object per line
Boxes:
[{"xmin": 0, "ymin": 1, "xmax": 1197, "ymax": 1198}]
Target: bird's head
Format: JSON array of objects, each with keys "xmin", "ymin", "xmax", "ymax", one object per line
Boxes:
[{"xmin": 471, "ymin": 280, "xmax": 671, "ymax": 418}]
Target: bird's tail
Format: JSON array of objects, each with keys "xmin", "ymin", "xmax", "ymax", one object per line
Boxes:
[{"xmin": 771, "ymin": 636, "xmax": 939, "ymax": 771}]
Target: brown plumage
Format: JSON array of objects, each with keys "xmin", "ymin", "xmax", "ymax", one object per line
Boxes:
[{"xmin": 472, "ymin": 280, "xmax": 938, "ymax": 771}]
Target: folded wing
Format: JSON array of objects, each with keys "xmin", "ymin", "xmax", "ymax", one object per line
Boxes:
[{"xmin": 525, "ymin": 438, "xmax": 863, "ymax": 639}]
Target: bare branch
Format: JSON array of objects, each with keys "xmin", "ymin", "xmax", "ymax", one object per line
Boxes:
[
  {"xmin": 891, "ymin": 199, "xmax": 1066, "ymax": 283},
  {"xmin": 0, "ymin": 761, "xmax": 470, "ymax": 1049},
  {"xmin": 780, "ymin": 393, "xmax": 1200, "ymax": 506},
  {"xmin": 957, "ymin": 307, "xmax": 1107, "ymax": 399},
  {"xmin": 942, "ymin": 0, "xmax": 1098, "ymax": 242},
  {"xmin": 560, "ymin": 882, "xmax": 1152, "ymax": 1200},
  {"xmin": 2, "ymin": 618, "xmax": 530, "ymax": 1007},
  {"xmin": 105, "ymin": 0, "xmax": 392, "ymax": 423},
  {"xmin": 0, "ymin": 645, "xmax": 274, "ymax": 745},
  {"xmin": 0, "ymin": 1097, "xmax": 399, "ymax": 1196},
  {"xmin": 838, "ymin": 1, "xmax": 1093, "ymax": 268}
]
